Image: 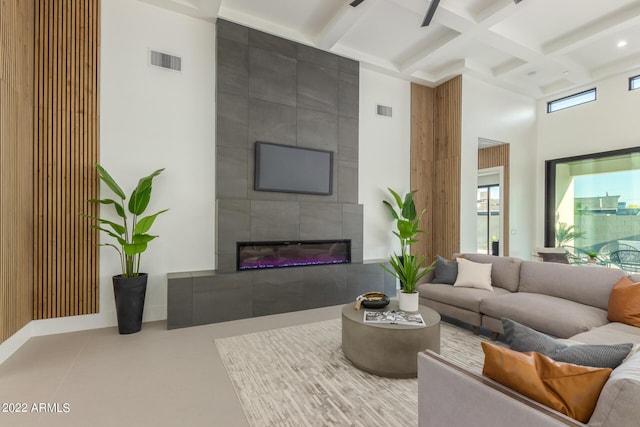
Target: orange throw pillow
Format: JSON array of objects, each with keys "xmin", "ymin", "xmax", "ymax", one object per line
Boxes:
[
  {"xmin": 481, "ymin": 342, "xmax": 611, "ymax": 423},
  {"xmin": 608, "ymin": 277, "xmax": 640, "ymax": 327}
]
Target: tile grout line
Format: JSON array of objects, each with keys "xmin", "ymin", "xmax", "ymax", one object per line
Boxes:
[{"xmin": 46, "ymin": 335, "xmax": 92, "ymax": 404}]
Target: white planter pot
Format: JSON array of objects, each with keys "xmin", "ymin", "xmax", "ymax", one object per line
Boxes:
[{"xmin": 398, "ymin": 291, "xmax": 419, "ymax": 312}]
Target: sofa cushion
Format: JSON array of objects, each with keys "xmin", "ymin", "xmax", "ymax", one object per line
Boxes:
[
  {"xmin": 456, "ymin": 253, "xmax": 522, "ymax": 292},
  {"xmin": 588, "ymin": 350, "xmax": 640, "ymax": 427},
  {"xmin": 481, "ymin": 342, "xmax": 611, "ymax": 423},
  {"xmin": 518, "ymin": 261, "xmax": 625, "ymax": 310},
  {"xmin": 502, "ymin": 319, "xmax": 632, "ymax": 369},
  {"xmin": 480, "ymin": 292, "xmax": 609, "ymax": 338},
  {"xmin": 571, "ymin": 322, "xmax": 640, "ymax": 345},
  {"xmin": 453, "ymin": 258, "xmax": 493, "ymax": 291},
  {"xmin": 607, "ymin": 276, "xmax": 640, "ymax": 327},
  {"xmin": 418, "ymin": 283, "xmax": 510, "ymax": 313},
  {"xmin": 432, "ymin": 255, "xmax": 458, "ymax": 284}
]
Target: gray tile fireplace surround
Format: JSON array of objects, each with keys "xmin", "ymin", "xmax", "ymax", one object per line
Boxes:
[
  {"xmin": 164, "ymin": 20, "xmax": 391, "ymax": 330},
  {"xmin": 167, "ymin": 261, "xmax": 395, "ymax": 329}
]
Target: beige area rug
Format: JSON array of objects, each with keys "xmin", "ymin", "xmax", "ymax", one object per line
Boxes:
[{"xmin": 215, "ymin": 319, "xmax": 499, "ymax": 427}]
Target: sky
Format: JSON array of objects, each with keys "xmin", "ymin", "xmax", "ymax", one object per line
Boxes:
[{"xmin": 574, "ymin": 170, "xmax": 640, "ymax": 206}]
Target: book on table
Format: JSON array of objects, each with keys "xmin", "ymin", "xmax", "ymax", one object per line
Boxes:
[{"xmin": 363, "ymin": 310, "xmax": 425, "ymax": 326}]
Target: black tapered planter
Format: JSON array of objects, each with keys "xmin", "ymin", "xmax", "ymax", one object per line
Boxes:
[{"xmin": 113, "ymin": 273, "xmax": 148, "ymax": 334}]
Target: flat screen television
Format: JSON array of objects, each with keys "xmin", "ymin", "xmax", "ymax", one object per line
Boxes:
[{"xmin": 254, "ymin": 141, "xmax": 333, "ymax": 195}]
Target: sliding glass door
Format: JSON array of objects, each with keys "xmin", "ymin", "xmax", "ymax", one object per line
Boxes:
[
  {"xmin": 545, "ymin": 148, "xmax": 640, "ymax": 269},
  {"xmin": 477, "ymin": 185, "xmax": 500, "ymax": 254}
]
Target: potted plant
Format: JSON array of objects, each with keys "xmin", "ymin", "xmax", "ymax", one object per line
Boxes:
[
  {"xmin": 587, "ymin": 251, "xmax": 598, "ymax": 264},
  {"xmin": 381, "ymin": 188, "xmax": 434, "ymax": 311},
  {"xmin": 84, "ymin": 164, "xmax": 168, "ymax": 334},
  {"xmin": 555, "ymin": 222, "xmax": 586, "ymax": 247},
  {"xmin": 491, "ymin": 235, "xmax": 499, "ymax": 256}
]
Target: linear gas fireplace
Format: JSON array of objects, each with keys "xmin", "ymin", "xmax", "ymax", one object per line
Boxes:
[{"xmin": 237, "ymin": 239, "xmax": 351, "ymax": 271}]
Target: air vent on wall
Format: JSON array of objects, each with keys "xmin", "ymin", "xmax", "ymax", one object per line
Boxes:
[
  {"xmin": 377, "ymin": 104, "xmax": 392, "ymax": 117},
  {"xmin": 149, "ymin": 50, "xmax": 182, "ymax": 72}
]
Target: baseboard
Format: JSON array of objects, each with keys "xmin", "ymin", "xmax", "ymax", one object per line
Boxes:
[
  {"xmin": 0, "ymin": 304, "xmax": 167, "ymax": 365},
  {"xmin": 30, "ymin": 304, "xmax": 167, "ymax": 336},
  {"xmin": 0, "ymin": 323, "xmax": 31, "ymax": 365}
]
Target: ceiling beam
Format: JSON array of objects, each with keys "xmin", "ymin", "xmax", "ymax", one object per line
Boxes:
[
  {"xmin": 138, "ymin": 0, "xmax": 222, "ymax": 22},
  {"xmin": 593, "ymin": 52, "xmax": 640, "ymax": 80},
  {"xmin": 217, "ymin": 5, "xmax": 312, "ymax": 45},
  {"xmin": 401, "ymin": 1, "xmax": 518, "ymax": 75},
  {"xmin": 543, "ymin": 2, "xmax": 640, "ymax": 55},
  {"xmin": 314, "ymin": 0, "xmax": 377, "ymax": 50}
]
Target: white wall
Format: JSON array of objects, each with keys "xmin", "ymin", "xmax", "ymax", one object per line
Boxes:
[
  {"xmin": 100, "ymin": 0, "xmax": 216, "ymax": 319},
  {"xmin": 30, "ymin": 0, "xmax": 217, "ymax": 335},
  {"xmin": 462, "ymin": 76, "xmax": 537, "ymax": 259},
  {"xmin": 535, "ymin": 69, "xmax": 640, "ymax": 247},
  {"xmin": 358, "ymin": 67, "xmax": 411, "ymax": 260}
]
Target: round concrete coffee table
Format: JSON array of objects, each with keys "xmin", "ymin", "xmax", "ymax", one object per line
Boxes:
[{"xmin": 341, "ymin": 300, "xmax": 440, "ymax": 378}]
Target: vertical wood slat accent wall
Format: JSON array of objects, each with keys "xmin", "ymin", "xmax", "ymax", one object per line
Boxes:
[
  {"xmin": 34, "ymin": 0, "xmax": 100, "ymax": 319},
  {"xmin": 410, "ymin": 76, "xmax": 462, "ymax": 261},
  {"xmin": 0, "ymin": 0, "xmax": 35, "ymax": 344},
  {"xmin": 432, "ymin": 76, "xmax": 462, "ymax": 259},
  {"xmin": 410, "ymin": 83, "xmax": 434, "ymax": 261},
  {"xmin": 479, "ymin": 144, "xmax": 510, "ymax": 255}
]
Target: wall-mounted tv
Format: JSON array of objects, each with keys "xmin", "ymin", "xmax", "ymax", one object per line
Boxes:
[{"xmin": 254, "ymin": 141, "xmax": 333, "ymax": 195}]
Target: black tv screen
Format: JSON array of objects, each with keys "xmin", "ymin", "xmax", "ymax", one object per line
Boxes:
[{"xmin": 254, "ymin": 142, "xmax": 333, "ymax": 195}]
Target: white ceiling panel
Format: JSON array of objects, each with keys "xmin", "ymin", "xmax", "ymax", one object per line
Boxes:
[
  {"xmin": 566, "ymin": 27, "xmax": 640, "ymax": 71},
  {"xmin": 149, "ymin": 0, "xmax": 640, "ymax": 99},
  {"xmin": 337, "ymin": 1, "xmax": 433, "ymax": 64},
  {"xmin": 491, "ymin": 0, "xmax": 637, "ymax": 49}
]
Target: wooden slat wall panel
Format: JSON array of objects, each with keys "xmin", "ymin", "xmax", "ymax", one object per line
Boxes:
[
  {"xmin": 433, "ymin": 76, "xmax": 462, "ymax": 259},
  {"xmin": 34, "ymin": 0, "xmax": 100, "ymax": 320},
  {"xmin": 0, "ymin": 0, "xmax": 35, "ymax": 344},
  {"xmin": 479, "ymin": 144, "xmax": 510, "ymax": 255},
  {"xmin": 410, "ymin": 77, "xmax": 462, "ymax": 262},
  {"xmin": 410, "ymin": 83, "xmax": 435, "ymax": 261}
]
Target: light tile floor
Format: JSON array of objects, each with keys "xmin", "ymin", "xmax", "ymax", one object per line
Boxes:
[{"xmin": 0, "ymin": 305, "xmax": 343, "ymax": 427}]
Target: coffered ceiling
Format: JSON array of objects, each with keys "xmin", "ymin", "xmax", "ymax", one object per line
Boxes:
[{"xmin": 140, "ymin": 0, "xmax": 640, "ymax": 99}]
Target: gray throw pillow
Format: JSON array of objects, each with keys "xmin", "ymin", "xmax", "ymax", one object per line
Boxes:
[
  {"xmin": 502, "ymin": 318, "xmax": 567, "ymax": 355},
  {"xmin": 432, "ymin": 255, "xmax": 458, "ymax": 285},
  {"xmin": 553, "ymin": 344, "xmax": 633, "ymax": 369},
  {"xmin": 501, "ymin": 318, "xmax": 632, "ymax": 369}
]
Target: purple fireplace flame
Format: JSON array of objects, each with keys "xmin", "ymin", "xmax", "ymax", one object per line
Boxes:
[{"xmin": 237, "ymin": 240, "xmax": 351, "ymax": 271}]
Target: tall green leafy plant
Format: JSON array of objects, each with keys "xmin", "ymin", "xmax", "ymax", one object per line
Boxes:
[
  {"xmin": 381, "ymin": 188, "xmax": 434, "ymax": 292},
  {"xmin": 381, "ymin": 253, "xmax": 432, "ymax": 293},
  {"xmin": 382, "ymin": 188, "xmax": 425, "ymax": 257},
  {"xmin": 84, "ymin": 165, "xmax": 168, "ymax": 278}
]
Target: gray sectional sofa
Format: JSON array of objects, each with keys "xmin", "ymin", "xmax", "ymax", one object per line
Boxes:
[
  {"xmin": 417, "ymin": 253, "xmax": 633, "ymax": 340},
  {"xmin": 418, "ymin": 349, "xmax": 640, "ymax": 427},
  {"xmin": 416, "ymin": 253, "xmax": 640, "ymax": 427}
]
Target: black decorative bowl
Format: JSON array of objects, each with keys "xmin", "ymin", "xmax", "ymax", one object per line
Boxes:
[{"xmin": 360, "ymin": 293, "xmax": 390, "ymax": 309}]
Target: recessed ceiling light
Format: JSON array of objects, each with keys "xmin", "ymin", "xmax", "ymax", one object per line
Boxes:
[{"xmin": 617, "ymin": 40, "xmax": 627, "ymax": 48}]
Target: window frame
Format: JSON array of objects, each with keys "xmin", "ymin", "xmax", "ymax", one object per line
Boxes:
[
  {"xmin": 544, "ymin": 147, "xmax": 640, "ymax": 247},
  {"xmin": 630, "ymin": 74, "xmax": 640, "ymax": 91},
  {"xmin": 546, "ymin": 88, "xmax": 597, "ymax": 113}
]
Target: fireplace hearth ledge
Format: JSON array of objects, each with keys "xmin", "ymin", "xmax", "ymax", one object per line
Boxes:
[{"xmin": 167, "ymin": 260, "xmax": 395, "ymax": 329}]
